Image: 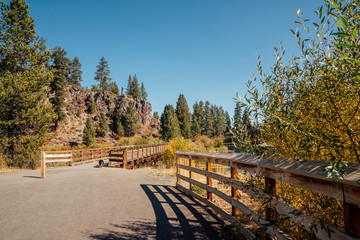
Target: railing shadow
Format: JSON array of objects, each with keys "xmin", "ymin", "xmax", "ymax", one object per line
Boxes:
[
  {"xmin": 86, "ymin": 185, "xmax": 233, "ymax": 240},
  {"xmin": 140, "ymin": 184, "xmax": 231, "ymax": 240}
]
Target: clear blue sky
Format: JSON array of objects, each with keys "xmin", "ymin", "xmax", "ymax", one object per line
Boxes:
[{"xmin": 27, "ymin": 0, "xmax": 321, "ymax": 116}]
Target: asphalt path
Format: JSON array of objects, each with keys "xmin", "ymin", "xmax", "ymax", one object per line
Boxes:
[{"xmin": 0, "ymin": 163, "xmax": 234, "ymax": 240}]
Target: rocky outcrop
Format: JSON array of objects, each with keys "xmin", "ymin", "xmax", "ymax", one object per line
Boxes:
[{"xmin": 47, "ymin": 86, "xmax": 160, "ymax": 146}]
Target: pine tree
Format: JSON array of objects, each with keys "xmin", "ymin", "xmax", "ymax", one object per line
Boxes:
[
  {"xmin": 153, "ymin": 112, "xmax": 159, "ymax": 120},
  {"xmin": 90, "ymin": 100, "xmax": 96, "ymax": 114},
  {"xmin": 115, "ymin": 110, "xmax": 124, "ymax": 137},
  {"xmin": 191, "ymin": 118, "xmax": 201, "ymax": 137},
  {"xmin": 225, "ymin": 111, "xmax": 232, "ymax": 132},
  {"xmin": 126, "ymin": 75, "xmax": 133, "ymax": 95},
  {"xmin": 94, "ymin": 56, "xmax": 111, "ymax": 91},
  {"xmin": 204, "ymin": 101, "xmax": 215, "ymax": 137},
  {"xmin": 124, "ymin": 101, "xmax": 139, "ymax": 136},
  {"xmin": 215, "ymin": 106, "xmax": 227, "ymax": 136},
  {"xmin": 175, "ymin": 94, "xmax": 192, "ymax": 139},
  {"xmin": 109, "ymin": 81, "xmax": 119, "ymax": 95},
  {"xmin": 234, "ymin": 102, "xmax": 242, "ymax": 128},
  {"xmin": 193, "ymin": 101, "xmax": 204, "ymax": 131},
  {"xmin": 140, "ymin": 82, "xmax": 148, "ymax": 100},
  {"xmin": 160, "ymin": 104, "xmax": 181, "ymax": 141},
  {"xmin": 83, "ymin": 118, "xmax": 95, "ymax": 146},
  {"xmin": 68, "ymin": 56, "xmax": 82, "ymax": 85},
  {"xmin": 0, "ymin": 0, "xmax": 55, "ymax": 168},
  {"xmin": 97, "ymin": 113, "xmax": 109, "ymax": 137},
  {"xmin": 242, "ymin": 107, "xmax": 251, "ymax": 129},
  {"xmin": 50, "ymin": 46, "xmax": 70, "ymax": 126},
  {"xmin": 132, "ymin": 74, "xmax": 140, "ymax": 98}
]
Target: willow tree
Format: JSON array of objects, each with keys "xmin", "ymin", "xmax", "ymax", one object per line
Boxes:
[
  {"xmin": 0, "ymin": 0, "xmax": 54, "ymax": 168},
  {"xmin": 239, "ymin": 0, "xmax": 360, "ymax": 178}
]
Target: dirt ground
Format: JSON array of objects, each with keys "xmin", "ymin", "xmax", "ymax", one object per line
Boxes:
[{"xmin": 0, "ymin": 163, "xmax": 234, "ymax": 240}]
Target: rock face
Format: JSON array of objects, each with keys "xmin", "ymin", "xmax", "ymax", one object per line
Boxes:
[{"xmin": 47, "ymin": 86, "xmax": 160, "ymax": 147}]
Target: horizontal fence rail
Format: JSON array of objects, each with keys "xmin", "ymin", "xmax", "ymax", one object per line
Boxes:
[
  {"xmin": 41, "ymin": 143, "xmax": 168, "ymax": 178},
  {"xmin": 175, "ymin": 150, "xmax": 360, "ymax": 240}
]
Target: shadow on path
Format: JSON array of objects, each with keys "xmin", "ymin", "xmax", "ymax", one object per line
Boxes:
[
  {"xmin": 87, "ymin": 185, "xmax": 233, "ymax": 240},
  {"xmin": 23, "ymin": 176, "xmax": 41, "ymax": 179}
]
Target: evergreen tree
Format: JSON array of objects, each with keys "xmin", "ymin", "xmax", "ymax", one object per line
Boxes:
[
  {"xmin": 68, "ymin": 56, "xmax": 82, "ymax": 85},
  {"xmin": 160, "ymin": 104, "xmax": 181, "ymax": 141},
  {"xmin": 126, "ymin": 75, "xmax": 133, "ymax": 95},
  {"xmin": 191, "ymin": 118, "xmax": 201, "ymax": 137},
  {"xmin": 225, "ymin": 111, "xmax": 232, "ymax": 132},
  {"xmin": 50, "ymin": 46, "xmax": 70, "ymax": 126},
  {"xmin": 242, "ymin": 107, "xmax": 251, "ymax": 129},
  {"xmin": 90, "ymin": 100, "xmax": 96, "ymax": 114},
  {"xmin": 131, "ymin": 74, "xmax": 140, "ymax": 98},
  {"xmin": 215, "ymin": 106, "xmax": 227, "ymax": 136},
  {"xmin": 204, "ymin": 101, "xmax": 215, "ymax": 137},
  {"xmin": 94, "ymin": 56, "xmax": 111, "ymax": 91},
  {"xmin": 124, "ymin": 101, "xmax": 139, "ymax": 136},
  {"xmin": 109, "ymin": 81, "xmax": 119, "ymax": 95},
  {"xmin": 83, "ymin": 118, "xmax": 95, "ymax": 146},
  {"xmin": 115, "ymin": 110, "xmax": 124, "ymax": 137},
  {"xmin": 153, "ymin": 112, "xmax": 159, "ymax": 120},
  {"xmin": 234, "ymin": 102, "xmax": 242, "ymax": 128},
  {"xmin": 97, "ymin": 112, "xmax": 109, "ymax": 137},
  {"xmin": 0, "ymin": 0, "xmax": 54, "ymax": 168},
  {"xmin": 175, "ymin": 94, "xmax": 192, "ymax": 139},
  {"xmin": 193, "ymin": 101, "xmax": 204, "ymax": 134},
  {"xmin": 140, "ymin": 82, "xmax": 148, "ymax": 100}
]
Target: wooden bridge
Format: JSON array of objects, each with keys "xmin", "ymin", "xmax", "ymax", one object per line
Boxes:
[
  {"xmin": 175, "ymin": 151, "xmax": 360, "ymax": 240},
  {"xmin": 41, "ymin": 143, "xmax": 168, "ymax": 178}
]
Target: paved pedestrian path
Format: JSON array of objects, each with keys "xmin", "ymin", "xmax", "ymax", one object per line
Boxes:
[{"xmin": 0, "ymin": 164, "xmax": 234, "ymax": 240}]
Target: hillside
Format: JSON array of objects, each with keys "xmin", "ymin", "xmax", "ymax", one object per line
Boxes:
[{"xmin": 47, "ymin": 86, "xmax": 160, "ymax": 147}]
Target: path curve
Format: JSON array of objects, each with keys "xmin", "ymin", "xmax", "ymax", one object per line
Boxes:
[{"xmin": 0, "ymin": 163, "xmax": 234, "ymax": 240}]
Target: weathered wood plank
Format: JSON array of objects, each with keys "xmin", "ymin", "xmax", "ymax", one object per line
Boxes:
[
  {"xmin": 175, "ymin": 163, "xmax": 357, "ymax": 240},
  {"xmin": 45, "ymin": 154, "xmax": 71, "ymax": 158},
  {"xmin": 46, "ymin": 159, "xmax": 72, "ymax": 163},
  {"xmin": 175, "ymin": 151, "xmax": 360, "ymax": 206}
]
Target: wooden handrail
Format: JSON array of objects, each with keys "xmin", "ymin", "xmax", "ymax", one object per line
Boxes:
[
  {"xmin": 175, "ymin": 150, "xmax": 360, "ymax": 240},
  {"xmin": 41, "ymin": 143, "xmax": 169, "ymax": 177}
]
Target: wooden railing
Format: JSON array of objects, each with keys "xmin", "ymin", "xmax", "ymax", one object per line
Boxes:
[
  {"xmin": 175, "ymin": 151, "xmax": 360, "ymax": 240},
  {"xmin": 109, "ymin": 143, "xmax": 169, "ymax": 169},
  {"xmin": 41, "ymin": 143, "xmax": 168, "ymax": 178}
]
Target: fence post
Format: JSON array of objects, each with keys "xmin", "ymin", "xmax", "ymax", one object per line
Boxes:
[
  {"xmin": 265, "ymin": 177, "xmax": 277, "ymax": 221},
  {"xmin": 344, "ymin": 202, "xmax": 360, "ymax": 237},
  {"xmin": 176, "ymin": 157, "xmax": 180, "ymax": 184},
  {"xmin": 69, "ymin": 151, "xmax": 72, "ymax": 166},
  {"xmin": 41, "ymin": 152, "xmax": 46, "ymax": 179},
  {"xmin": 123, "ymin": 150, "xmax": 128, "ymax": 169},
  {"xmin": 231, "ymin": 167, "xmax": 240, "ymax": 220},
  {"xmin": 206, "ymin": 161, "xmax": 213, "ymax": 201},
  {"xmin": 189, "ymin": 157, "xmax": 194, "ymax": 190}
]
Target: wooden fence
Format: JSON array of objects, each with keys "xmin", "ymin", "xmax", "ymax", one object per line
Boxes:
[
  {"xmin": 41, "ymin": 143, "xmax": 168, "ymax": 178},
  {"xmin": 175, "ymin": 150, "xmax": 360, "ymax": 240},
  {"xmin": 109, "ymin": 143, "xmax": 168, "ymax": 169}
]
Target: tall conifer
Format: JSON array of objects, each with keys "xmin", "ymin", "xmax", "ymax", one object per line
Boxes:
[
  {"xmin": 160, "ymin": 105, "xmax": 181, "ymax": 141},
  {"xmin": 126, "ymin": 75, "xmax": 133, "ymax": 95},
  {"xmin": 0, "ymin": 0, "xmax": 54, "ymax": 168},
  {"xmin": 97, "ymin": 113, "xmax": 109, "ymax": 137},
  {"xmin": 234, "ymin": 102, "xmax": 242, "ymax": 128},
  {"xmin": 140, "ymin": 82, "xmax": 147, "ymax": 100},
  {"xmin": 204, "ymin": 101, "xmax": 215, "ymax": 137},
  {"xmin": 50, "ymin": 46, "xmax": 70, "ymax": 126},
  {"xmin": 132, "ymin": 74, "xmax": 140, "ymax": 98},
  {"xmin": 175, "ymin": 94, "xmax": 192, "ymax": 139},
  {"xmin": 68, "ymin": 56, "xmax": 82, "ymax": 85},
  {"xmin": 83, "ymin": 118, "xmax": 95, "ymax": 146},
  {"xmin": 94, "ymin": 56, "xmax": 111, "ymax": 91},
  {"xmin": 124, "ymin": 101, "xmax": 139, "ymax": 136}
]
